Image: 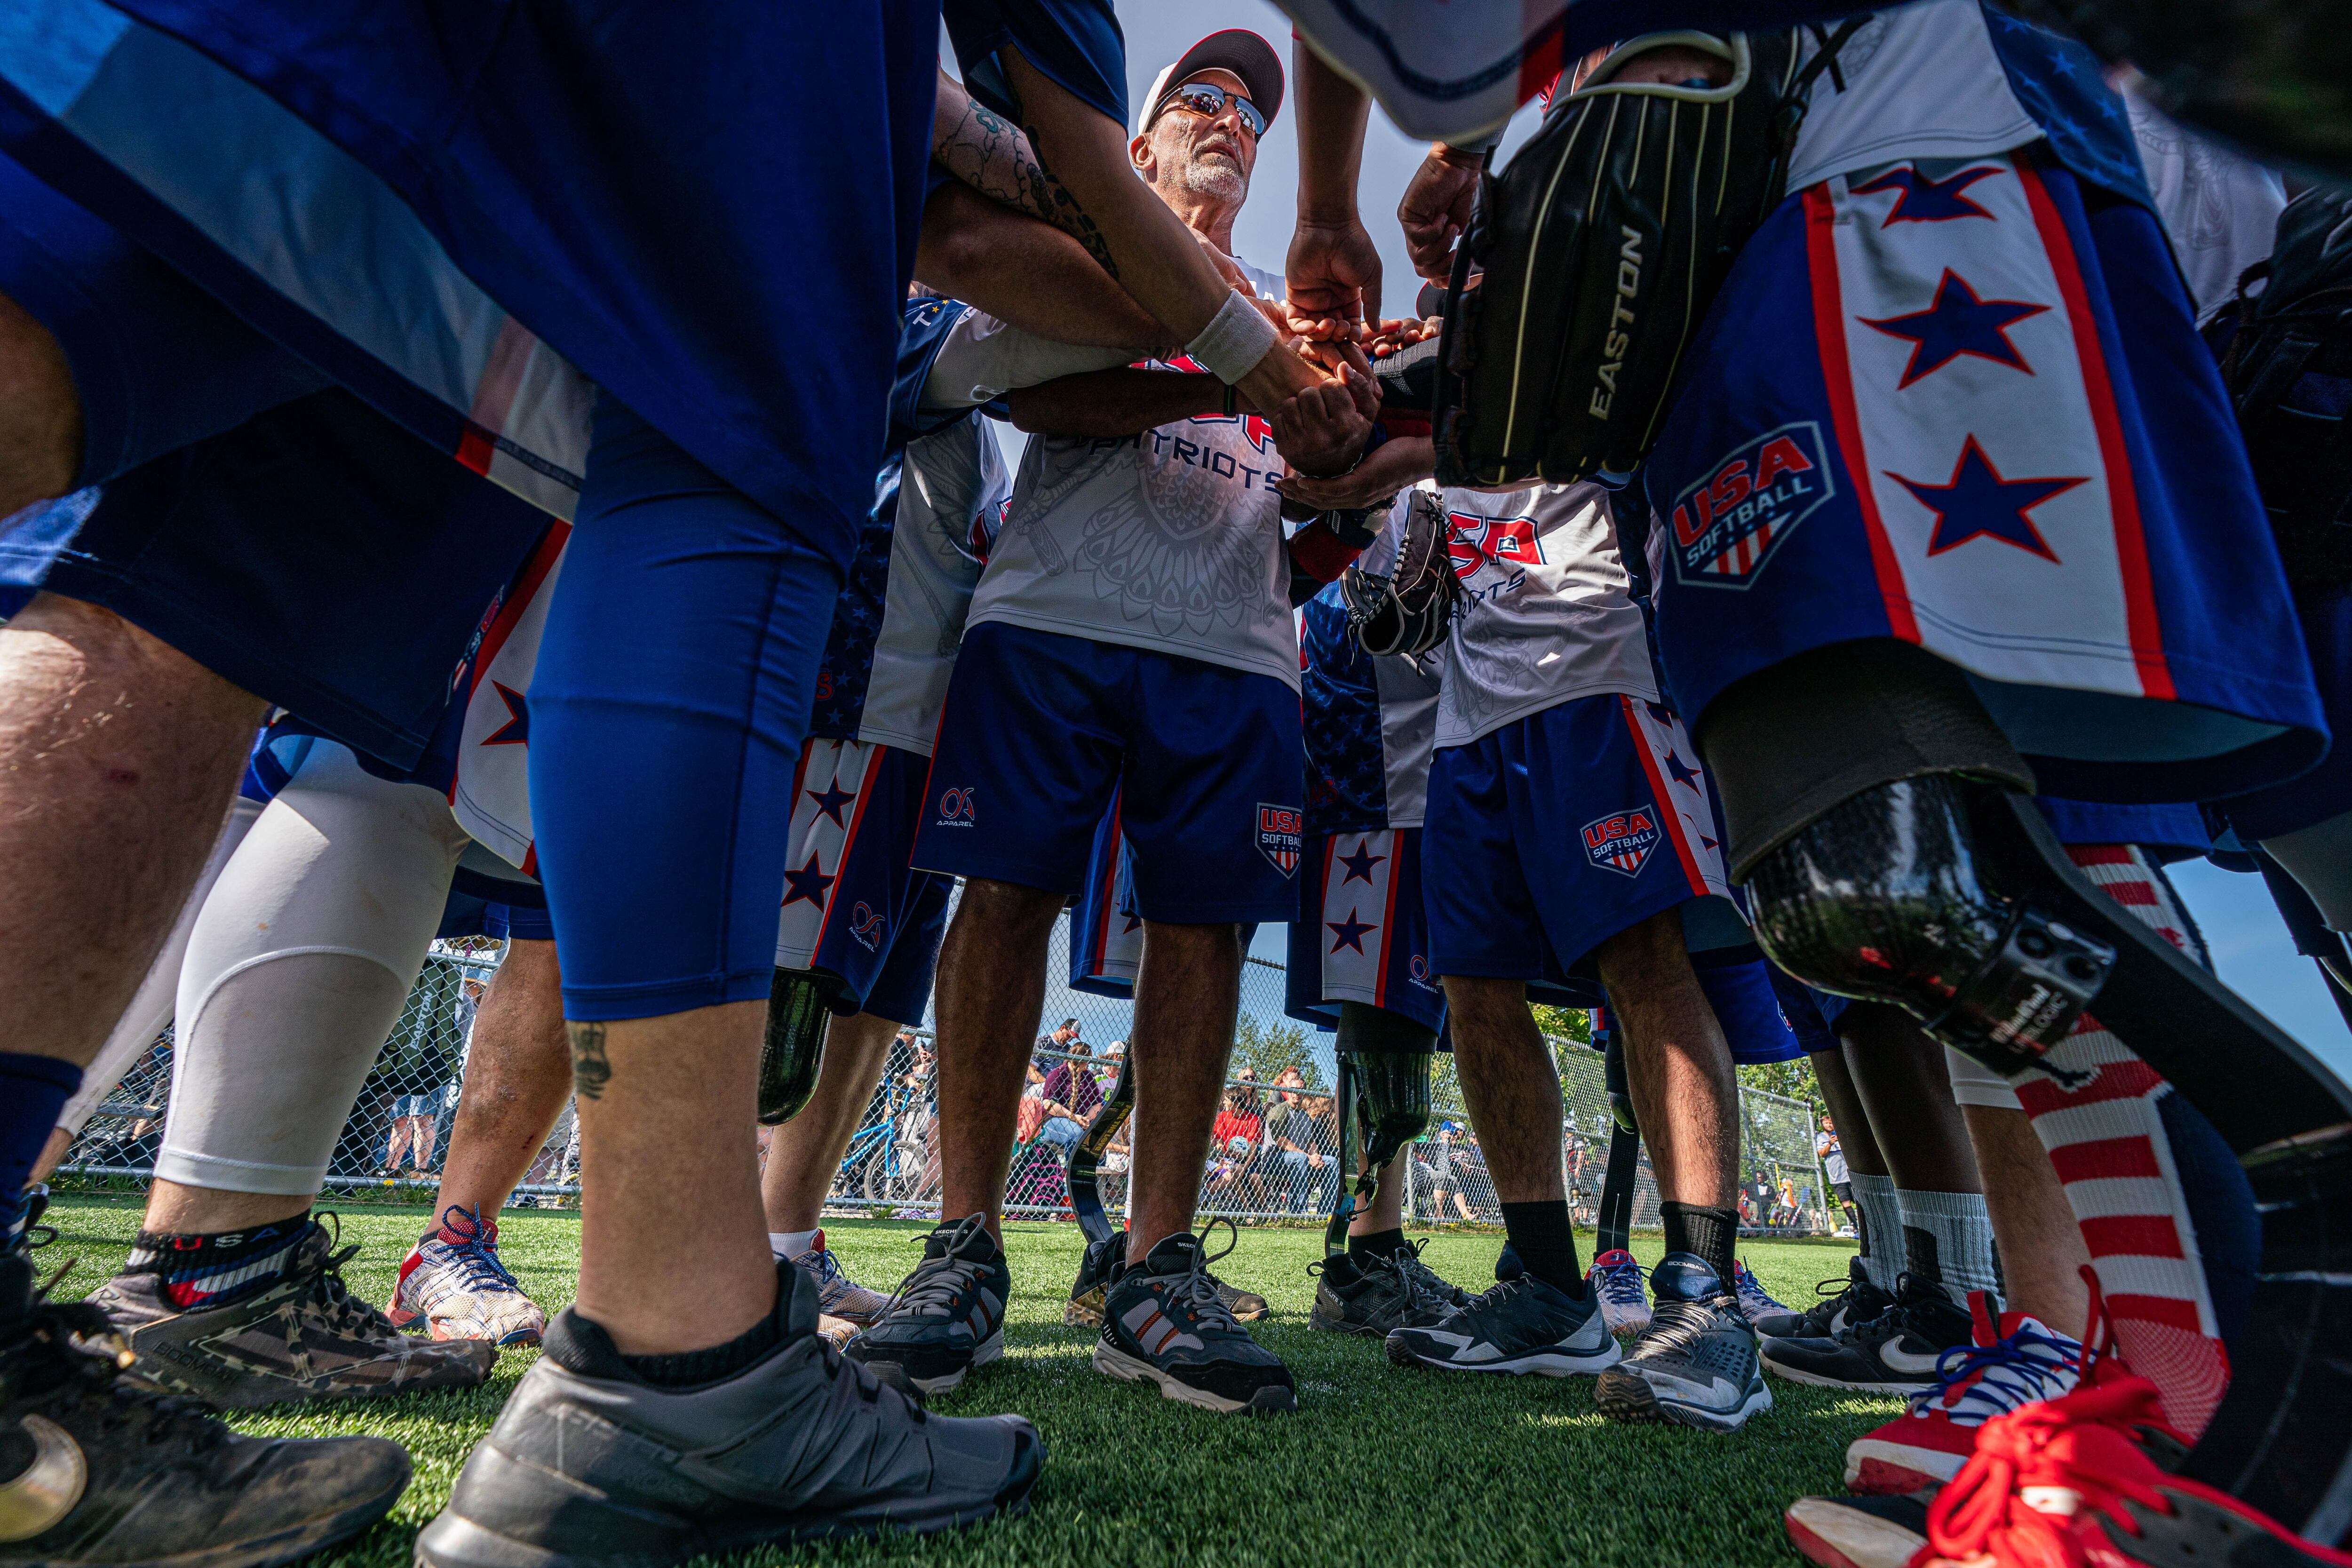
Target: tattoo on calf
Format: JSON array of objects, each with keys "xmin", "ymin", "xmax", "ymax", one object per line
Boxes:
[{"xmin": 569, "ymin": 1022, "xmax": 612, "ymax": 1099}]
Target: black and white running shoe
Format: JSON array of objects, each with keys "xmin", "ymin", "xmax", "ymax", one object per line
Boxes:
[
  {"xmin": 1064, "ymin": 1234, "xmax": 1123, "ymax": 1328},
  {"xmin": 1309, "ymin": 1242, "xmax": 1470, "ymax": 1337},
  {"xmin": 842, "ymin": 1214, "xmax": 1009, "ymax": 1395},
  {"xmin": 1753, "ymin": 1256, "xmax": 1897, "ymax": 1341},
  {"xmin": 1595, "ymin": 1253, "xmax": 1771, "ymax": 1433},
  {"xmin": 1383, "ymin": 1271, "xmax": 1619, "ymax": 1376},
  {"xmin": 1094, "ymin": 1223, "xmax": 1295, "ymax": 1415},
  {"xmin": 1761, "ymin": 1271, "xmax": 1971, "ymax": 1394}
]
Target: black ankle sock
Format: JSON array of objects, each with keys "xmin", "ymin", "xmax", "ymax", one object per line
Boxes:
[
  {"xmin": 620, "ymin": 1309, "xmax": 784, "ymax": 1387},
  {"xmin": 1499, "ymin": 1202, "xmax": 1585, "ymax": 1299},
  {"xmin": 125, "ymin": 1211, "xmax": 310, "ymax": 1310},
  {"xmin": 1660, "ymin": 1202, "xmax": 1739, "ymax": 1289},
  {"xmin": 1348, "ymin": 1227, "xmax": 1407, "ymax": 1263}
]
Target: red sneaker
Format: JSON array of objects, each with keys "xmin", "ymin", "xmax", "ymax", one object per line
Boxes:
[
  {"xmin": 1846, "ymin": 1291, "xmax": 2080, "ymax": 1496},
  {"xmin": 1913, "ymin": 1375, "xmax": 2352, "ymax": 1568}
]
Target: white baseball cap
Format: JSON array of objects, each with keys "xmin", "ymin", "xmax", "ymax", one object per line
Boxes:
[{"xmin": 1136, "ymin": 30, "xmax": 1285, "ymax": 139}]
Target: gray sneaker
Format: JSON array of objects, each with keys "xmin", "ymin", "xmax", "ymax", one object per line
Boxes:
[
  {"xmin": 1094, "ymin": 1225, "xmax": 1295, "ymax": 1415},
  {"xmin": 843, "ymin": 1216, "xmax": 1009, "ymax": 1395},
  {"xmin": 1594, "ymin": 1254, "xmax": 1772, "ymax": 1433},
  {"xmin": 413, "ymin": 1263, "xmax": 1041, "ymax": 1568},
  {"xmin": 84, "ymin": 1220, "xmax": 495, "ymax": 1409},
  {"xmin": 785, "ymin": 1231, "xmax": 891, "ymax": 1327},
  {"xmin": 1310, "ymin": 1244, "xmax": 1470, "ymax": 1337}
]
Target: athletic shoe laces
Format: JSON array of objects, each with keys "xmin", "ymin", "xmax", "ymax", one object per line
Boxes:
[
  {"xmin": 1380, "ymin": 1242, "xmax": 1453, "ymax": 1317},
  {"xmin": 1913, "ymin": 1318, "xmax": 2080, "ymax": 1427},
  {"xmin": 1155, "ymin": 1219, "xmax": 1248, "ymax": 1337},
  {"xmin": 1632, "ymin": 1295, "xmax": 1734, "ymax": 1361},
  {"xmin": 1734, "ymin": 1261, "xmax": 1787, "ymax": 1314},
  {"xmin": 881, "ymin": 1216, "xmax": 996, "ymax": 1322},
  {"xmin": 1592, "ymin": 1255, "xmax": 1647, "ymax": 1308},
  {"xmin": 432, "ymin": 1206, "xmax": 521, "ymax": 1295}
]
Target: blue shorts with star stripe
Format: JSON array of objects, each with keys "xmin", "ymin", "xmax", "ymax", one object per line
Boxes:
[
  {"xmin": 1425, "ymin": 692, "xmax": 1741, "ymax": 986},
  {"xmin": 775, "ymin": 740, "xmax": 953, "ymax": 1029},
  {"xmin": 1285, "ymin": 828, "xmax": 1446, "ymax": 1037}
]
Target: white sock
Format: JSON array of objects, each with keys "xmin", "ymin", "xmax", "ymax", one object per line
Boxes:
[
  {"xmin": 769, "ymin": 1229, "xmax": 818, "ymax": 1259},
  {"xmin": 1850, "ymin": 1174, "xmax": 1901, "ymax": 1291},
  {"xmin": 1899, "ymin": 1187, "xmax": 2001, "ymax": 1300}
]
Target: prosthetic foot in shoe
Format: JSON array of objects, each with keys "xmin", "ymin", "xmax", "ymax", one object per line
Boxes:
[
  {"xmin": 413, "ymin": 1262, "xmax": 1041, "ymax": 1568},
  {"xmin": 0, "ymin": 1251, "xmax": 413, "ymax": 1568},
  {"xmin": 1595, "ymin": 1254, "xmax": 1771, "ymax": 1433},
  {"xmin": 1311, "ymin": 1243, "xmax": 1469, "ymax": 1337},
  {"xmin": 86, "ymin": 1220, "xmax": 494, "ymax": 1409},
  {"xmin": 1094, "ymin": 1225, "xmax": 1294, "ymax": 1415},
  {"xmin": 389, "ymin": 1207, "xmax": 546, "ymax": 1347}
]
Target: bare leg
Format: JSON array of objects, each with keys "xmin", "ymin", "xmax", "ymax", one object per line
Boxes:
[
  {"xmin": 1440, "ymin": 976, "xmax": 1563, "ymax": 1202},
  {"xmin": 1961, "ymin": 1103, "xmax": 2090, "ymax": 1334},
  {"xmin": 0, "ymin": 291, "xmax": 82, "ymax": 516},
  {"xmin": 569, "ymin": 1003, "xmax": 774, "ymax": 1354},
  {"xmin": 931, "ymin": 879, "xmax": 1063, "ymax": 1239},
  {"xmin": 1596, "ymin": 911, "xmax": 1736, "ymax": 1208},
  {"xmin": 1836, "ymin": 1003, "xmax": 1981, "ymax": 1194},
  {"xmin": 1809, "ymin": 1047, "xmax": 1887, "ymax": 1179},
  {"xmin": 436, "ymin": 939, "xmax": 572, "ymax": 1222},
  {"xmin": 1126, "ymin": 922, "xmax": 1244, "ymax": 1258},
  {"xmin": 760, "ymin": 1011, "xmax": 901, "ymax": 1234},
  {"xmin": 0, "ymin": 595, "xmax": 263, "ymax": 1070},
  {"xmin": 143, "ymin": 1180, "xmax": 307, "ymax": 1235}
]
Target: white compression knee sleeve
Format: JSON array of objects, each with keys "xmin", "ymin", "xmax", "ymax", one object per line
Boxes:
[
  {"xmin": 55, "ymin": 795, "xmax": 264, "ymax": 1139},
  {"xmin": 1943, "ymin": 1044, "xmax": 2024, "ymax": 1112},
  {"xmin": 157, "ymin": 741, "xmax": 469, "ymax": 1195}
]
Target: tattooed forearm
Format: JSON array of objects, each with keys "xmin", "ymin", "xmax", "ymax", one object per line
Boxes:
[
  {"xmin": 932, "ymin": 75, "xmax": 1057, "ymax": 222},
  {"xmin": 569, "ymin": 1021, "xmax": 612, "ymax": 1099}
]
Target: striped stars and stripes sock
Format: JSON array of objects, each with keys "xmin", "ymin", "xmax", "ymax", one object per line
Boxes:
[
  {"xmin": 126, "ymin": 1211, "xmax": 312, "ymax": 1310},
  {"xmin": 2005, "ymin": 844, "xmax": 2258, "ymax": 1440}
]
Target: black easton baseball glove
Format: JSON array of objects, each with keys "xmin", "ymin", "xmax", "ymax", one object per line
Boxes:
[{"xmin": 1433, "ymin": 25, "xmax": 1856, "ymax": 489}]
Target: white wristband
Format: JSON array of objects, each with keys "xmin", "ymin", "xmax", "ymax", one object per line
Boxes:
[{"xmin": 1185, "ymin": 288, "xmax": 1280, "ymax": 386}]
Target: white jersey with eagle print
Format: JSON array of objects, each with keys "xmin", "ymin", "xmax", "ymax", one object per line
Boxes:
[{"xmin": 952, "ymin": 256, "xmax": 1303, "ymax": 690}]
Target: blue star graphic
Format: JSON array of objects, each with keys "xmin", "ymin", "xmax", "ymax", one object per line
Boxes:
[
  {"xmin": 483, "ymin": 681, "xmax": 530, "ymax": 747},
  {"xmin": 806, "ymin": 780, "xmax": 857, "ymax": 827},
  {"xmin": 1849, "ymin": 164, "xmax": 2005, "ymax": 225},
  {"xmin": 1644, "ymin": 700, "xmax": 1677, "ymax": 727},
  {"xmin": 781, "ymin": 852, "xmax": 835, "ymax": 907},
  {"xmin": 1863, "ymin": 271, "xmax": 2049, "ymax": 388},
  {"xmin": 1891, "ymin": 437, "xmax": 2084, "ymax": 562},
  {"xmin": 1336, "ymin": 842, "xmax": 1387, "ymax": 885},
  {"xmin": 1327, "ymin": 908, "xmax": 1376, "ymax": 955},
  {"xmin": 1663, "ymin": 749, "xmax": 1702, "ymax": 790}
]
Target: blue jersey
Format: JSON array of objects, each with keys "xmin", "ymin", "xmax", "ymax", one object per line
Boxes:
[{"xmin": 1299, "ymin": 580, "xmax": 1440, "ymax": 836}]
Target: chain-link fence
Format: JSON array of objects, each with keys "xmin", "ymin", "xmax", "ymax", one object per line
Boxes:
[{"xmin": 54, "ymin": 911, "xmax": 1833, "ymax": 1234}]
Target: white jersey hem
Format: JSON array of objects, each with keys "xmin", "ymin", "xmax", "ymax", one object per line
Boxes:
[{"xmin": 968, "ymin": 606, "xmax": 1304, "ymax": 692}]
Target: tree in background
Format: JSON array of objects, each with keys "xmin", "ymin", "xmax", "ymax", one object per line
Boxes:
[{"xmin": 1230, "ymin": 1014, "xmax": 1323, "ymax": 1091}]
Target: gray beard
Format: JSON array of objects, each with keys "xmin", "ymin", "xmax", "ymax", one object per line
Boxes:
[{"xmin": 1179, "ymin": 157, "xmax": 1245, "ymax": 205}]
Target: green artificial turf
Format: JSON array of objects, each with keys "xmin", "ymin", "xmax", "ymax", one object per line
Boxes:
[{"xmin": 42, "ymin": 1198, "xmax": 1894, "ymax": 1568}]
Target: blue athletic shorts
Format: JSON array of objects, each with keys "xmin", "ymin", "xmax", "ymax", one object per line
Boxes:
[
  {"xmin": 530, "ymin": 394, "xmax": 841, "ymax": 1021},
  {"xmin": 1425, "ymin": 691, "xmax": 1739, "ymax": 983},
  {"xmin": 773, "ymin": 739, "xmax": 953, "ymax": 1028},
  {"xmin": 485, "ymin": 901, "xmax": 555, "ymax": 944},
  {"xmin": 2034, "ymin": 796, "xmax": 2208, "ymax": 862},
  {"xmin": 2210, "ymin": 583, "xmax": 2352, "ymax": 841},
  {"xmin": 1643, "ymin": 146, "xmax": 2323, "ymax": 804},
  {"xmin": 1690, "ymin": 948, "xmax": 1804, "ymax": 1065},
  {"xmin": 0, "ymin": 151, "xmax": 325, "ymax": 488},
  {"xmin": 914, "ymin": 622, "xmax": 1305, "ymax": 925},
  {"xmin": 1285, "ymin": 828, "xmax": 1446, "ymax": 1037},
  {"xmin": 944, "ymin": 0, "xmax": 1129, "ymax": 126},
  {"xmin": 0, "ymin": 389, "xmax": 545, "ymax": 770}
]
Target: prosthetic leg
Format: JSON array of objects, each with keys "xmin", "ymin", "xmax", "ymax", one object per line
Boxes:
[
  {"xmin": 1060, "ymin": 1050, "xmax": 1134, "ymax": 1327},
  {"xmin": 1597, "ymin": 1036, "xmax": 1642, "ymax": 1260},
  {"xmin": 1323, "ymin": 1003, "xmax": 1436, "ymax": 1261},
  {"xmin": 756, "ymin": 968, "xmax": 834, "ymax": 1125},
  {"xmin": 1752, "ymin": 774, "xmax": 2352, "ymax": 1537}
]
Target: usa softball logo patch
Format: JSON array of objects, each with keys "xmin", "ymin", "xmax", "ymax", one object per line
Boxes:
[
  {"xmin": 1256, "ymin": 804, "xmax": 1303, "ymax": 877},
  {"xmin": 1582, "ymin": 809, "xmax": 1661, "ymax": 878},
  {"xmin": 1669, "ymin": 421, "xmax": 1835, "ymax": 588}
]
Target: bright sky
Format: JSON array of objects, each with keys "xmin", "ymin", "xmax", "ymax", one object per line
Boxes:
[{"xmin": 951, "ymin": 2, "xmax": 2352, "ymax": 1084}]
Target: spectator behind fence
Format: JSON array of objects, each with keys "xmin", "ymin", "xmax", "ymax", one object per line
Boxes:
[
  {"xmin": 1269, "ymin": 1076, "xmax": 1337, "ymax": 1214},
  {"xmin": 1033, "ymin": 1039, "xmax": 1100, "ymax": 1153}
]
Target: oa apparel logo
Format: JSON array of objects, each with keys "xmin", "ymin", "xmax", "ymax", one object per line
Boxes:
[
  {"xmin": 1256, "ymin": 804, "xmax": 1303, "ymax": 877},
  {"xmin": 934, "ymin": 787, "xmax": 975, "ymax": 827},
  {"xmin": 849, "ymin": 901, "xmax": 888, "ymax": 952}
]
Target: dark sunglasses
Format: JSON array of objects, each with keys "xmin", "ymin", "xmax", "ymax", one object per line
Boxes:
[{"xmin": 1160, "ymin": 82, "xmax": 1265, "ymax": 139}]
